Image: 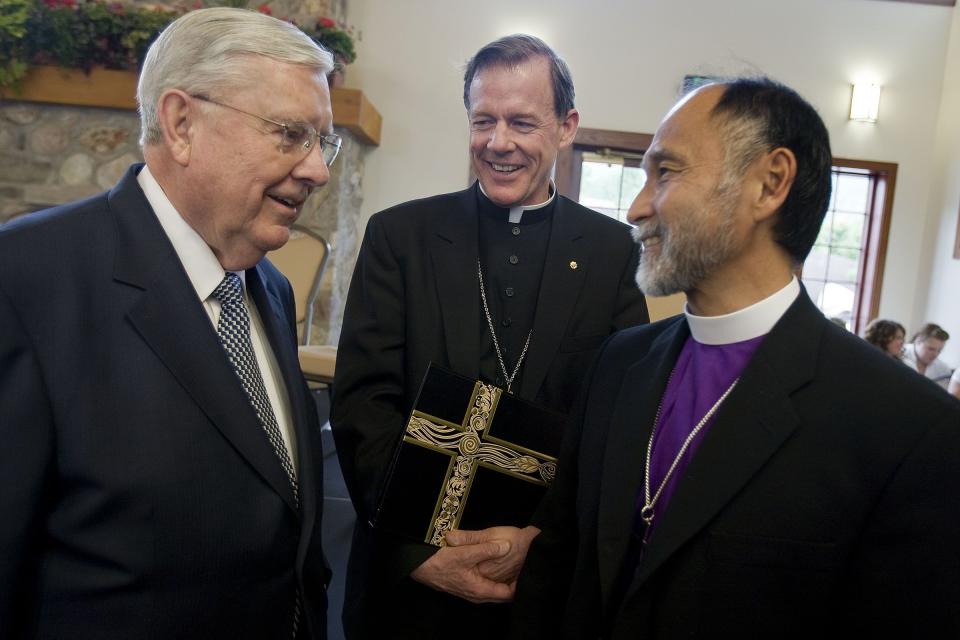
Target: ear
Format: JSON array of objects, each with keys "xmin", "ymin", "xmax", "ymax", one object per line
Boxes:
[
  {"xmin": 752, "ymin": 146, "xmax": 797, "ymax": 223},
  {"xmin": 558, "ymin": 108, "xmax": 580, "ymax": 148},
  {"xmin": 156, "ymin": 89, "xmax": 197, "ymax": 167}
]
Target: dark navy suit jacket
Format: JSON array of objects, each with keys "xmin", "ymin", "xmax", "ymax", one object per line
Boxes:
[{"xmin": 0, "ymin": 165, "xmax": 328, "ymax": 639}]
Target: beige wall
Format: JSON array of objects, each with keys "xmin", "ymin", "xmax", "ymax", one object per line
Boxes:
[
  {"xmin": 922, "ymin": 4, "xmax": 960, "ymax": 366},
  {"xmin": 346, "ymin": 0, "xmax": 956, "ymax": 360}
]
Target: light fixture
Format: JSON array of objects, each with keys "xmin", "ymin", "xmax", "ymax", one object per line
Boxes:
[{"xmin": 849, "ymin": 83, "xmax": 881, "ymax": 123}]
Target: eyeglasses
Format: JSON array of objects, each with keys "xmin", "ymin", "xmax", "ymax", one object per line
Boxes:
[{"xmin": 191, "ymin": 94, "xmax": 342, "ymax": 167}]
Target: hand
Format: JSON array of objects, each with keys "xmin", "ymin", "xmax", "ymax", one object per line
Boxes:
[
  {"xmin": 410, "ymin": 537, "xmax": 515, "ymax": 603},
  {"xmin": 447, "ymin": 525, "xmax": 541, "ymax": 585}
]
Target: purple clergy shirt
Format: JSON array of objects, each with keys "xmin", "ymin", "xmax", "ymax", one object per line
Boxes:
[{"xmin": 638, "ymin": 334, "xmax": 765, "ymax": 542}]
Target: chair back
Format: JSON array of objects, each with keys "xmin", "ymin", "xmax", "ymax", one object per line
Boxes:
[{"xmin": 267, "ymin": 226, "xmax": 331, "ymax": 345}]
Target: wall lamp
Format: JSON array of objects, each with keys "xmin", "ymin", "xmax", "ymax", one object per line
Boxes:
[{"xmin": 850, "ymin": 83, "xmax": 881, "ymax": 123}]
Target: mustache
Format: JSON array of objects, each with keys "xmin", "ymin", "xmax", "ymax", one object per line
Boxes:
[{"xmin": 631, "ymin": 223, "xmax": 662, "ymax": 251}]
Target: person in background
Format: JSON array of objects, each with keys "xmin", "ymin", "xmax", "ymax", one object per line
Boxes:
[
  {"xmin": 949, "ymin": 367, "xmax": 960, "ymax": 400},
  {"xmin": 511, "ymin": 77, "xmax": 960, "ymax": 638},
  {"xmin": 863, "ymin": 318, "xmax": 906, "ymax": 360},
  {"xmin": 903, "ymin": 323, "xmax": 953, "ymax": 389},
  {"xmin": 0, "ymin": 8, "xmax": 336, "ymax": 638},
  {"xmin": 332, "ymin": 33, "xmax": 648, "ymax": 640}
]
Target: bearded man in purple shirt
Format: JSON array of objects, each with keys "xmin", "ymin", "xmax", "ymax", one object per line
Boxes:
[{"xmin": 510, "ymin": 78, "xmax": 960, "ymax": 638}]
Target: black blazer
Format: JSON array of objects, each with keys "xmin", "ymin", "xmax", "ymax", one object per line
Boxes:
[
  {"xmin": 514, "ymin": 291, "xmax": 960, "ymax": 639},
  {"xmin": 331, "ymin": 183, "xmax": 649, "ymax": 637},
  {"xmin": 0, "ymin": 165, "xmax": 328, "ymax": 639}
]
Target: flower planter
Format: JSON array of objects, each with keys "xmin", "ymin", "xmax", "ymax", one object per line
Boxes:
[{"xmin": 2, "ymin": 65, "xmax": 381, "ymax": 146}]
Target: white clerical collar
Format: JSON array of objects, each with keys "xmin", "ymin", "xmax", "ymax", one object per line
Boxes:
[
  {"xmin": 137, "ymin": 165, "xmax": 238, "ymax": 301},
  {"xmin": 478, "ymin": 181, "xmax": 556, "ymax": 223},
  {"xmin": 685, "ymin": 277, "xmax": 800, "ymax": 345}
]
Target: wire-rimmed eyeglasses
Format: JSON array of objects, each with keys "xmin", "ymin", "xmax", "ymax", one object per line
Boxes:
[{"xmin": 191, "ymin": 94, "xmax": 342, "ymax": 167}]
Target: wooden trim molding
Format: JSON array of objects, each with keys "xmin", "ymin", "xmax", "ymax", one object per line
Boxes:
[
  {"xmin": 0, "ymin": 65, "xmax": 382, "ymax": 146},
  {"xmin": 864, "ymin": 0, "xmax": 954, "ymax": 5}
]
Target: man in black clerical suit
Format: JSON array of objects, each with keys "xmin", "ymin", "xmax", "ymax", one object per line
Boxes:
[
  {"xmin": 512, "ymin": 78, "xmax": 960, "ymax": 638},
  {"xmin": 0, "ymin": 9, "xmax": 337, "ymax": 639},
  {"xmin": 331, "ymin": 34, "xmax": 649, "ymax": 639}
]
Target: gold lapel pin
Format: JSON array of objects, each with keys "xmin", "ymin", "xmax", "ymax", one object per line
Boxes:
[{"xmin": 569, "ymin": 261, "xmax": 578, "ymax": 270}]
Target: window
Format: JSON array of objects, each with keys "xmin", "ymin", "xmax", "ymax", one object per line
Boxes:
[{"xmin": 801, "ymin": 160, "xmax": 897, "ymax": 334}]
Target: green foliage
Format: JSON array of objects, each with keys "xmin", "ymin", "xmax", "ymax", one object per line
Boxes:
[
  {"xmin": 0, "ymin": 1, "xmax": 358, "ymax": 90},
  {"xmin": 304, "ymin": 17, "xmax": 356, "ymax": 66},
  {"xmin": 0, "ymin": 0, "xmax": 32, "ymax": 88},
  {"xmin": 24, "ymin": 0, "xmax": 177, "ymax": 73}
]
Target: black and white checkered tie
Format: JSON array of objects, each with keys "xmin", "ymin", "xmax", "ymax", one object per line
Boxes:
[
  {"xmin": 212, "ymin": 272, "xmax": 299, "ymax": 506},
  {"xmin": 212, "ymin": 273, "xmax": 302, "ymax": 638}
]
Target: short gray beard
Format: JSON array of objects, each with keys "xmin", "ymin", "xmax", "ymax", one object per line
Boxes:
[{"xmin": 632, "ymin": 186, "xmax": 739, "ymax": 297}]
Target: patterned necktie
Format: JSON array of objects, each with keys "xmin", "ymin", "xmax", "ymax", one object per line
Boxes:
[{"xmin": 211, "ymin": 272, "xmax": 299, "ymax": 507}]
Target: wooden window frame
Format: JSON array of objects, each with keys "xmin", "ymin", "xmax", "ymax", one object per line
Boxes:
[{"xmin": 830, "ymin": 158, "xmax": 898, "ymax": 333}]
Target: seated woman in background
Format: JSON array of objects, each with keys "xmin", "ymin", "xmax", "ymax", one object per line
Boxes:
[
  {"xmin": 864, "ymin": 318, "xmax": 906, "ymax": 360},
  {"xmin": 903, "ymin": 323, "xmax": 953, "ymax": 389}
]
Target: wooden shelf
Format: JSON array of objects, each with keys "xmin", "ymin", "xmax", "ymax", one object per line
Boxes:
[{"xmin": 1, "ymin": 65, "xmax": 381, "ymax": 146}]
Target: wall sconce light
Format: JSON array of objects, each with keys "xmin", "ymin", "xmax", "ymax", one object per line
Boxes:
[{"xmin": 850, "ymin": 83, "xmax": 881, "ymax": 123}]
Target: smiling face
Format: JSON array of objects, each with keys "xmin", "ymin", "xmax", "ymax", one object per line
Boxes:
[
  {"xmin": 180, "ymin": 56, "xmax": 333, "ymax": 270},
  {"xmin": 627, "ymin": 86, "xmax": 746, "ymax": 297},
  {"xmin": 467, "ymin": 56, "xmax": 578, "ymax": 208}
]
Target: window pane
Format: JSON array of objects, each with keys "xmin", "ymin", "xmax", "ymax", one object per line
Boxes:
[
  {"xmin": 834, "ymin": 173, "xmax": 870, "ymax": 213},
  {"xmin": 803, "ymin": 246, "xmax": 829, "ymax": 280},
  {"xmin": 832, "ymin": 212, "xmax": 865, "ymax": 250},
  {"xmin": 579, "ymin": 161, "xmax": 623, "ymax": 210},
  {"xmin": 815, "ymin": 212, "xmax": 834, "ymax": 246},
  {"xmin": 619, "ymin": 166, "xmax": 647, "ymax": 209},
  {"xmin": 815, "ymin": 281, "xmax": 855, "ymax": 327},
  {"xmin": 826, "ymin": 248, "xmax": 861, "ymax": 283}
]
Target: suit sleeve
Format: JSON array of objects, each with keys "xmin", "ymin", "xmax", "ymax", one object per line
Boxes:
[
  {"xmin": 612, "ymin": 241, "xmax": 649, "ymax": 331},
  {"xmin": 844, "ymin": 404, "xmax": 960, "ymax": 633},
  {"xmin": 510, "ymin": 336, "xmax": 609, "ymax": 638},
  {"xmin": 0, "ymin": 284, "xmax": 54, "ymax": 638},
  {"xmin": 330, "ymin": 214, "xmax": 408, "ymax": 524}
]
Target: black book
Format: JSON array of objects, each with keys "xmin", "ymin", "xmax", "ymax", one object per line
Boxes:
[{"xmin": 372, "ymin": 364, "xmax": 566, "ymax": 547}]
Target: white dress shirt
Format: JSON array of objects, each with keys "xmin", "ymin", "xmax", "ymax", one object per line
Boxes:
[{"xmin": 137, "ymin": 166, "xmax": 298, "ymax": 471}]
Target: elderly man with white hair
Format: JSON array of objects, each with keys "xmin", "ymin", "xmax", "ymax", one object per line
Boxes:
[{"xmin": 0, "ymin": 8, "xmax": 339, "ymax": 639}]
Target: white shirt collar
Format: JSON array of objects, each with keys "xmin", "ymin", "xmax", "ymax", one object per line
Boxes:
[
  {"xmin": 685, "ymin": 277, "xmax": 800, "ymax": 345},
  {"xmin": 478, "ymin": 181, "xmax": 557, "ymax": 223},
  {"xmin": 137, "ymin": 165, "xmax": 240, "ymax": 299}
]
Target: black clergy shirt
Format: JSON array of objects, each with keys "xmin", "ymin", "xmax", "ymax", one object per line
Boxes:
[{"xmin": 476, "ymin": 189, "xmax": 554, "ymax": 392}]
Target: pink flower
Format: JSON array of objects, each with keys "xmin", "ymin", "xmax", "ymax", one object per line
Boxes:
[
  {"xmin": 256, "ymin": 3, "xmax": 272, "ymax": 15},
  {"xmin": 318, "ymin": 17, "xmax": 336, "ymax": 29}
]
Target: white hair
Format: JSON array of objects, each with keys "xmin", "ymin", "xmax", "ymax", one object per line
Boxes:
[{"xmin": 137, "ymin": 7, "xmax": 334, "ymax": 145}]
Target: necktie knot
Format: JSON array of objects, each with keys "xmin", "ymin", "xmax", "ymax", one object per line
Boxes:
[{"xmin": 212, "ymin": 272, "xmax": 244, "ymax": 307}]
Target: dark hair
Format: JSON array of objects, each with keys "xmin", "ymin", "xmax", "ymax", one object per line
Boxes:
[
  {"xmin": 462, "ymin": 34, "xmax": 575, "ymax": 117},
  {"xmin": 864, "ymin": 318, "xmax": 906, "ymax": 351},
  {"xmin": 710, "ymin": 77, "xmax": 833, "ymax": 264},
  {"xmin": 912, "ymin": 322, "xmax": 950, "ymax": 343}
]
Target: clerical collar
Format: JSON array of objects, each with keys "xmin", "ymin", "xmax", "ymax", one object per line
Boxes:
[
  {"xmin": 685, "ymin": 277, "xmax": 800, "ymax": 345},
  {"xmin": 477, "ymin": 181, "xmax": 557, "ymax": 223}
]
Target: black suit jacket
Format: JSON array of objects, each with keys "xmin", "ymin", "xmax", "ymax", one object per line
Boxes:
[
  {"xmin": 514, "ymin": 290, "xmax": 960, "ymax": 639},
  {"xmin": 0, "ymin": 165, "xmax": 328, "ymax": 639},
  {"xmin": 331, "ymin": 184, "xmax": 648, "ymax": 637}
]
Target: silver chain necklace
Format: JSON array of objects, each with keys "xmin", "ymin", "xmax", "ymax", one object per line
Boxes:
[
  {"xmin": 640, "ymin": 376, "xmax": 739, "ymax": 528},
  {"xmin": 477, "ymin": 259, "xmax": 532, "ymax": 394}
]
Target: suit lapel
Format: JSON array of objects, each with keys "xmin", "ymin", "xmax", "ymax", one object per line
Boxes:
[
  {"xmin": 625, "ymin": 293, "xmax": 824, "ymax": 600},
  {"xmin": 597, "ymin": 319, "xmax": 689, "ymax": 610},
  {"xmin": 431, "ymin": 186, "xmax": 480, "ymax": 378},
  {"xmin": 111, "ymin": 165, "xmax": 298, "ymax": 514},
  {"xmin": 519, "ymin": 197, "xmax": 587, "ymax": 399}
]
